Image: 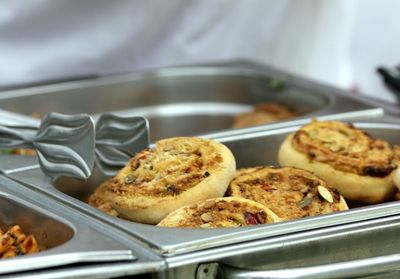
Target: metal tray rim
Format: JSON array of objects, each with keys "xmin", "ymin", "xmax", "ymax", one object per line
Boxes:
[
  {"xmin": 0, "ymin": 175, "xmax": 163, "ymax": 276},
  {"xmin": 4, "ymin": 119, "xmax": 400, "ymax": 256}
]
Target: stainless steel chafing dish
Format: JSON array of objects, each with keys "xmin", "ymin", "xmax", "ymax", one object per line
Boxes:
[
  {"xmin": 0, "ymin": 172, "xmax": 163, "ymax": 278},
  {"xmin": 1, "ymin": 115, "xmax": 398, "ymax": 278},
  {"xmin": 0, "ymin": 62, "xmax": 381, "ymax": 141},
  {"xmin": 0, "ymin": 62, "xmax": 399, "ymax": 278}
]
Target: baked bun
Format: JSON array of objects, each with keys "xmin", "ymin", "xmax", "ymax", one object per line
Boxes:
[
  {"xmin": 90, "ymin": 137, "xmax": 236, "ymax": 224},
  {"xmin": 278, "ymin": 120, "xmax": 397, "ymax": 203},
  {"xmin": 88, "ymin": 179, "xmax": 119, "ymax": 217},
  {"xmin": 227, "ymin": 166, "xmax": 348, "ymax": 221},
  {"xmin": 232, "ymin": 102, "xmax": 296, "ymax": 128},
  {"xmin": 157, "ymin": 197, "xmax": 281, "ymax": 228},
  {"xmin": 393, "ymin": 146, "xmax": 400, "ymax": 190}
]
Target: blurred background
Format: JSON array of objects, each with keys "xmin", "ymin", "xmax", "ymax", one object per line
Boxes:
[{"xmin": 0, "ymin": 0, "xmax": 399, "ymax": 103}]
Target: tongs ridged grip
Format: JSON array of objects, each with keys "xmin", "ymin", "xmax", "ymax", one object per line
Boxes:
[
  {"xmin": 0, "ymin": 113, "xmax": 95, "ymax": 180},
  {"xmin": 95, "ymin": 114, "xmax": 149, "ymax": 176}
]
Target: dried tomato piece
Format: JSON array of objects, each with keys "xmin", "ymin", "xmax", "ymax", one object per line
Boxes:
[
  {"xmin": 261, "ymin": 184, "xmax": 277, "ymax": 192},
  {"xmin": 244, "ymin": 212, "xmax": 259, "ymax": 225}
]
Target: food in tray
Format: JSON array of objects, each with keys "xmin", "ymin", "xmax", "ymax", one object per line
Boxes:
[
  {"xmin": 88, "ymin": 180, "xmax": 120, "ymax": 217},
  {"xmin": 88, "ymin": 134, "xmax": 352, "ymax": 228},
  {"xmin": 89, "ymin": 137, "xmax": 236, "ymax": 224},
  {"xmin": 278, "ymin": 120, "xmax": 398, "ymax": 204},
  {"xmin": 227, "ymin": 166, "xmax": 348, "ymax": 221},
  {"xmin": 0, "ymin": 148, "xmax": 36, "ymax": 156},
  {"xmin": 92, "ymin": 121, "xmax": 400, "ymax": 228},
  {"xmin": 0, "ymin": 225, "xmax": 39, "ymax": 259},
  {"xmin": 157, "ymin": 197, "xmax": 281, "ymax": 228},
  {"xmin": 232, "ymin": 102, "xmax": 296, "ymax": 128},
  {"xmin": 0, "ymin": 113, "xmax": 41, "ymax": 156},
  {"xmin": 392, "ymin": 146, "xmax": 400, "ymax": 199}
]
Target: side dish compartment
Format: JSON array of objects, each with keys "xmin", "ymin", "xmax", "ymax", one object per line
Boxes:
[{"xmin": 0, "ymin": 175, "xmax": 163, "ymax": 277}]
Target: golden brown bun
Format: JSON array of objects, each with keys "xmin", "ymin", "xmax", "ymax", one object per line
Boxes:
[
  {"xmin": 393, "ymin": 145, "xmax": 400, "ymax": 164},
  {"xmin": 88, "ymin": 179, "xmax": 119, "ymax": 217},
  {"xmin": 232, "ymin": 102, "xmax": 296, "ymax": 128},
  {"xmin": 394, "ymin": 169, "xmax": 400, "ymax": 191},
  {"xmin": 92, "ymin": 137, "xmax": 236, "ymax": 224},
  {"xmin": 227, "ymin": 166, "xmax": 348, "ymax": 221},
  {"xmin": 157, "ymin": 197, "xmax": 281, "ymax": 228},
  {"xmin": 278, "ymin": 121, "xmax": 397, "ymax": 203},
  {"xmin": 394, "ymin": 191, "xmax": 400, "ymax": 201},
  {"xmin": 394, "ymin": 146, "xmax": 400, "ymax": 190}
]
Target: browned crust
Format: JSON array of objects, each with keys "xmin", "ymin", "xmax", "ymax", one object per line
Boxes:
[
  {"xmin": 393, "ymin": 146, "xmax": 400, "ymax": 190},
  {"xmin": 109, "ymin": 137, "xmax": 225, "ymax": 198},
  {"xmin": 279, "ymin": 133, "xmax": 396, "ymax": 203},
  {"xmin": 232, "ymin": 102, "xmax": 296, "ymax": 128},
  {"xmin": 157, "ymin": 197, "xmax": 281, "ymax": 228},
  {"xmin": 394, "ymin": 145, "xmax": 400, "ymax": 165},
  {"xmin": 394, "ymin": 191, "xmax": 400, "ymax": 201},
  {"xmin": 88, "ymin": 179, "xmax": 119, "ymax": 217},
  {"xmin": 227, "ymin": 166, "xmax": 348, "ymax": 221},
  {"xmin": 90, "ymin": 137, "xmax": 236, "ymax": 224},
  {"xmin": 291, "ymin": 120, "xmax": 396, "ymax": 177}
]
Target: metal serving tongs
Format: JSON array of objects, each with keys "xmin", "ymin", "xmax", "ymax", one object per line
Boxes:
[
  {"xmin": 0, "ymin": 113, "xmax": 95, "ymax": 180},
  {"xmin": 0, "ymin": 112, "xmax": 150, "ymax": 179},
  {"xmin": 95, "ymin": 114, "xmax": 150, "ymax": 176}
]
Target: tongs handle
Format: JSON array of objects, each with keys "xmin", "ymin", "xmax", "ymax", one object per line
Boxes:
[
  {"xmin": 0, "ymin": 113, "xmax": 95, "ymax": 180},
  {"xmin": 0, "ymin": 126, "xmax": 34, "ymax": 148},
  {"xmin": 95, "ymin": 114, "xmax": 150, "ymax": 176},
  {"xmin": 0, "ymin": 112, "xmax": 149, "ymax": 179}
]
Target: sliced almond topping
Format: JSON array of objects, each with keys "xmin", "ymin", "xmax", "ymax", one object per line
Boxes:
[
  {"xmin": 329, "ymin": 144, "xmax": 343, "ymax": 152},
  {"xmin": 200, "ymin": 212, "xmax": 213, "ymax": 222},
  {"xmin": 317, "ymin": 185, "xmax": 333, "ymax": 203},
  {"xmin": 124, "ymin": 174, "xmax": 137, "ymax": 184},
  {"xmin": 203, "ymin": 200, "xmax": 215, "ymax": 209},
  {"xmin": 189, "ymin": 204, "xmax": 197, "ymax": 210},
  {"xmin": 200, "ymin": 223, "xmax": 211, "ymax": 228},
  {"xmin": 297, "ymin": 196, "xmax": 312, "ymax": 208}
]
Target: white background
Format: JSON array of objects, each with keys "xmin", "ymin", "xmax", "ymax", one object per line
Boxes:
[{"xmin": 0, "ymin": 0, "xmax": 399, "ymax": 103}]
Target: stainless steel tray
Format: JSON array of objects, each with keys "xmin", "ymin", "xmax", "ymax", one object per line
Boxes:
[
  {"xmin": 0, "ymin": 175, "xmax": 163, "ymax": 277},
  {"xmin": 165, "ymin": 214, "xmax": 400, "ymax": 279},
  {"xmin": 4, "ymin": 116, "xmax": 400, "ymax": 258},
  {"xmin": 0, "ymin": 63, "xmax": 380, "ymax": 141}
]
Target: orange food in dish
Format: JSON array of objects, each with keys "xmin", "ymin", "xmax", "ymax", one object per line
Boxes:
[{"xmin": 0, "ymin": 225, "xmax": 39, "ymax": 259}]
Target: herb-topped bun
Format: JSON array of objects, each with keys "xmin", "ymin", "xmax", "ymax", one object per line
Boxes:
[
  {"xmin": 278, "ymin": 120, "xmax": 397, "ymax": 204},
  {"xmin": 392, "ymin": 146, "xmax": 400, "ymax": 197},
  {"xmin": 227, "ymin": 166, "xmax": 348, "ymax": 221},
  {"xmin": 88, "ymin": 179, "xmax": 119, "ymax": 217},
  {"xmin": 157, "ymin": 197, "xmax": 281, "ymax": 228},
  {"xmin": 232, "ymin": 102, "xmax": 296, "ymax": 128},
  {"xmin": 89, "ymin": 137, "xmax": 236, "ymax": 224}
]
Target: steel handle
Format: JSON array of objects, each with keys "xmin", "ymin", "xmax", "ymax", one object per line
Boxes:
[
  {"xmin": 0, "ymin": 125, "xmax": 34, "ymax": 148},
  {"xmin": 0, "ymin": 250, "xmax": 136, "ymax": 275},
  {"xmin": 0, "ymin": 108, "xmax": 40, "ymax": 127},
  {"xmin": 0, "ymin": 112, "xmax": 95, "ymax": 180},
  {"xmin": 219, "ymin": 253, "xmax": 400, "ymax": 279}
]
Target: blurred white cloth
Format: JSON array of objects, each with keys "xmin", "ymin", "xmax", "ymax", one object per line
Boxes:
[{"xmin": 0, "ymin": 0, "xmax": 399, "ymax": 102}]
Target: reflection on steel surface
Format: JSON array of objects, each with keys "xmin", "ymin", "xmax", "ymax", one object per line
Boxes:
[
  {"xmin": 95, "ymin": 114, "xmax": 149, "ymax": 176},
  {"xmin": 0, "ymin": 113, "xmax": 95, "ymax": 180}
]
